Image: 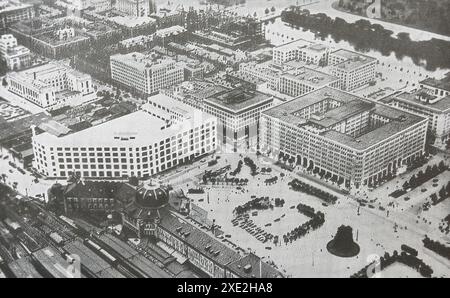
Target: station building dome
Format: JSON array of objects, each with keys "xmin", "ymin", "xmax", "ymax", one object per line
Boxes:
[{"xmin": 135, "ymin": 182, "xmax": 169, "ymax": 210}]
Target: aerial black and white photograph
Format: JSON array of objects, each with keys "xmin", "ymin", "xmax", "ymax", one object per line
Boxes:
[{"xmin": 0, "ymin": 0, "xmax": 449, "ymax": 282}]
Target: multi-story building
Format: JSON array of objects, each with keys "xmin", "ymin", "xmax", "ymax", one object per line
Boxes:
[
  {"xmin": 420, "ymin": 73, "xmax": 450, "ymax": 98},
  {"xmin": 273, "ymin": 39, "xmax": 330, "ymax": 66},
  {"xmin": 239, "ymin": 60, "xmax": 287, "ymax": 91},
  {"xmin": 3, "ymin": 44, "xmax": 30, "ymax": 70},
  {"xmin": 31, "ymin": 28, "xmax": 91, "ymax": 59},
  {"xmin": 115, "ymin": 0, "xmax": 156, "ymax": 17},
  {"xmin": 0, "ymin": 34, "xmax": 18, "ymax": 55},
  {"xmin": 119, "ymin": 35, "xmax": 152, "ymax": 49},
  {"xmin": 162, "ymin": 81, "xmax": 228, "ymax": 110},
  {"xmin": 6, "ymin": 62, "xmax": 93, "ymax": 109},
  {"xmin": 204, "ymin": 89, "xmax": 274, "ymax": 151},
  {"xmin": 9, "ymin": 16, "xmax": 121, "ymax": 59},
  {"xmin": 150, "ymin": 6, "xmax": 183, "ymax": 29},
  {"xmin": 119, "ymin": 182, "xmax": 283, "ymax": 278},
  {"xmin": 0, "ymin": 1, "xmax": 35, "ymax": 30},
  {"xmin": 110, "ymin": 52, "xmax": 184, "ymax": 95},
  {"xmin": 108, "ymin": 16, "xmax": 157, "ymax": 37},
  {"xmin": 32, "ymin": 94, "xmax": 217, "ymax": 179},
  {"xmin": 328, "ymin": 49, "xmax": 377, "ymax": 92},
  {"xmin": 183, "ymin": 63, "xmax": 204, "ymax": 81},
  {"xmin": 57, "ymin": 177, "xmax": 283, "ymax": 278},
  {"xmin": 381, "ymin": 90, "xmax": 450, "ymax": 145},
  {"xmin": 63, "ymin": 0, "xmax": 111, "ymax": 12},
  {"xmin": 278, "ymin": 67, "xmax": 340, "ymax": 97},
  {"xmin": 0, "ymin": 34, "xmax": 30, "ymax": 70},
  {"xmin": 63, "ymin": 181, "xmax": 136, "ymax": 214},
  {"xmin": 70, "ymin": 0, "xmax": 92, "ymax": 10},
  {"xmin": 89, "ymin": 0, "xmax": 112, "ymax": 12},
  {"xmin": 261, "ymin": 87, "xmax": 428, "ymax": 189}
]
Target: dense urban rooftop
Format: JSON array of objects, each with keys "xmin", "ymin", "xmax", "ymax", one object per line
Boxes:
[{"xmin": 263, "ymin": 87, "xmax": 426, "ymax": 150}]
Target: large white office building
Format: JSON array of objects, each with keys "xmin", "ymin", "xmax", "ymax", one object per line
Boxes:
[
  {"xmin": 278, "ymin": 67, "xmax": 340, "ymax": 97},
  {"xmin": 382, "ymin": 90, "xmax": 450, "ymax": 146},
  {"xmin": 238, "ymin": 60, "xmax": 287, "ymax": 91},
  {"xmin": 273, "ymin": 39, "xmax": 330, "ymax": 66},
  {"xmin": 204, "ymin": 89, "xmax": 274, "ymax": 151},
  {"xmin": 0, "ymin": 1, "xmax": 35, "ymax": 29},
  {"xmin": 32, "ymin": 94, "xmax": 217, "ymax": 179},
  {"xmin": 6, "ymin": 62, "xmax": 93, "ymax": 110},
  {"xmin": 0, "ymin": 34, "xmax": 17, "ymax": 55},
  {"xmin": 0, "ymin": 34, "xmax": 30, "ymax": 70},
  {"xmin": 328, "ymin": 49, "xmax": 377, "ymax": 92},
  {"xmin": 261, "ymin": 87, "xmax": 428, "ymax": 189},
  {"xmin": 110, "ymin": 52, "xmax": 184, "ymax": 95},
  {"xmin": 115, "ymin": 0, "xmax": 156, "ymax": 17}
]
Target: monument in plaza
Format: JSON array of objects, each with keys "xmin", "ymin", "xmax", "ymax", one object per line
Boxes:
[{"xmin": 327, "ymin": 225, "xmax": 360, "ymax": 258}]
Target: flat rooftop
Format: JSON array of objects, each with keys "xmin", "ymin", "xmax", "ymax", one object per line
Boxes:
[
  {"xmin": 263, "ymin": 87, "xmax": 426, "ymax": 151},
  {"xmin": 110, "ymin": 52, "xmax": 176, "ymax": 70},
  {"xmin": 34, "ymin": 108, "xmax": 214, "ymax": 147},
  {"xmin": 0, "ymin": 112, "xmax": 50, "ymax": 142},
  {"xmin": 205, "ymin": 89, "xmax": 273, "ymax": 114},
  {"xmin": 146, "ymin": 93, "xmax": 197, "ymax": 117},
  {"xmin": 331, "ymin": 49, "xmax": 377, "ymax": 70},
  {"xmin": 109, "ymin": 16, "xmax": 156, "ymax": 27},
  {"xmin": 9, "ymin": 62, "xmax": 89, "ymax": 88},
  {"xmin": 308, "ymin": 43, "xmax": 328, "ymax": 52},
  {"xmin": 34, "ymin": 30, "xmax": 89, "ymax": 46},
  {"xmin": 275, "ymin": 39, "xmax": 314, "ymax": 51},
  {"xmin": 310, "ymin": 100, "xmax": 375, "ymax": 128},
  {"xmin": 158, "ymin": 208, "xmax": 242, "ymax": 267},
  {"xmin": 165, "ymin": 81, "xmax": 228, "ymax": 101},
  {"xmin": 391, "ymin": 91, "xmax": 450, "ymax": 112},
  {"xmin": 0, "ymin": 1, "xmax": 32, "ymax": 13},
  {"xmin": 156, "ymin": 25, "xmax": 186, "ymax": 37},
  {"xmin": 283, "ymin": 67, "xmax": 339, "ymax": 88},
  {"xmin": 420, "ymin": 73, "xmax": 450, "ymax": 92}
]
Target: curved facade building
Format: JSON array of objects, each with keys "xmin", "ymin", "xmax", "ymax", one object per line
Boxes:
[{"xmin": 32, "ymin": 94, "xmax": 217, "ymax": 179}]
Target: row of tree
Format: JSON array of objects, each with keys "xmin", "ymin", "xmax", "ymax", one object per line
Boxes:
[
  {"xmin": 233, "ymin": 197, "xmax": 273, "ymax": 216},
  {"xmin": 260, "ymin": 167, "xmax": 272, "ymax": 174},
  {"xmin": 402, "ymin": 161, "xmax": 448, "ymax": 190},
  {"xmin": 202, "ymin": 176, "xmax": 249, "ymax": 186},
  {"xmin": 288, "ymin": 179, "xmax": 338, "ymax": 204},
  {"xmin": 430, "ymin": 181, "xmax": 450, "ymax": 206},
  {"xmin": 264, "ymin": 176, "xmax": 278, "ymax": 185},
  {"xmin": 423, "ymin": 236, "xmax": 450, "ymax": 261},
  {"xmin": 230, "ymin": 160, "xmax": 243, "ymax": 176},
  {"xmin": 351, "ymin": 248, "xmax": 433, "ymax": 278},
  {"xmin": 244, "ymin": 157, "xmax": 258, "ymax": 176},
  {"xmin": 282, "ymin": 209, "xmax": 325, "ymax": 245}
]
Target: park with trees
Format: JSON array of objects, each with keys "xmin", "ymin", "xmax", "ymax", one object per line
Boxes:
[
  {"xmin": 281, "ymin": 7, "xmax": 450, "ymax": 71},
  {"xmin": 336, "ymin": 0, "xmax": 450, "ymax": 37}
]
